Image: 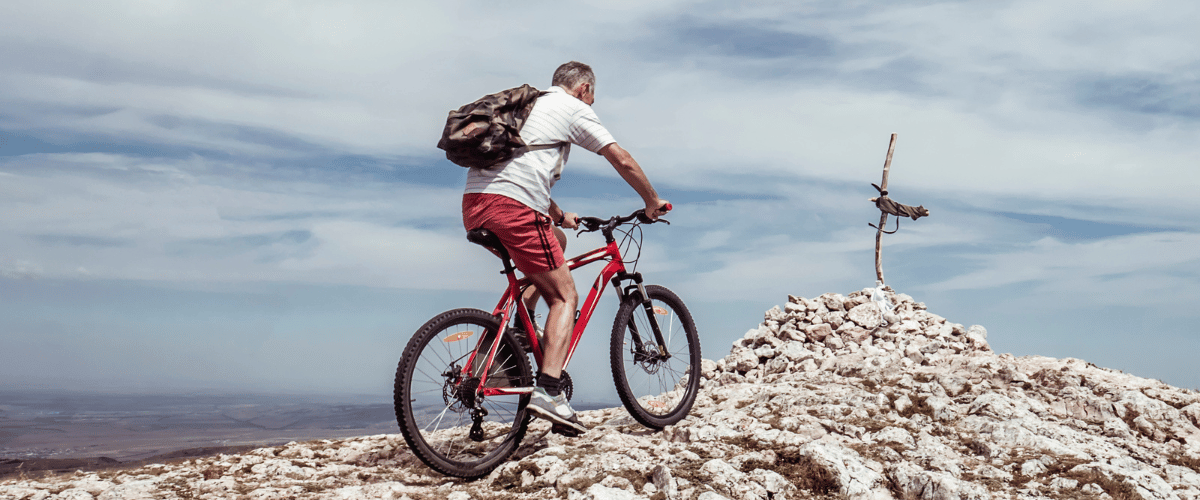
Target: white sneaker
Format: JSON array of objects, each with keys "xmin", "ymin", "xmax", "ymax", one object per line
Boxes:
[{"xmin": 526, "ymin": 387, "xmax": 587, "ymax": 435}]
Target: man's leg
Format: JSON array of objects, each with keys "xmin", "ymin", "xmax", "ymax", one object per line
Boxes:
[
  {"xmin": 523, "ymin": 262, "xmax": 588, "ymax": 436},
  {"xmin": 525, "ymin": 261, "xmax": 577, "ymax": 379},
  {"xmin": 521, "ymin": 227, "xmax": 568, "ymax": 314}
]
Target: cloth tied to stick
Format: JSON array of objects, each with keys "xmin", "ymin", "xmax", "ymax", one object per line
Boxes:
[
  {"xmin": 872, "ymin": 183, "xmax": 929, "ymax": 220},
  {"xmin": 871, "ymin": 282, "xmax": 895, "ymax": 327}
]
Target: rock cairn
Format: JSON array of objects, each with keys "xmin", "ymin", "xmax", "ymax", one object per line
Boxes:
[{"xmin": 5, "ymin": 288, "xmax": 1200, "ymax": 500}]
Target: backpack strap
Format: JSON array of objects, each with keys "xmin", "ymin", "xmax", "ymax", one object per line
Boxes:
[
  {"xmin": 520, "ymin": 142, "xmax": 568, "ymax": 180},
  {"xmin": 523, "ymin": 143, "xmax": 564, "ymax": 152}
]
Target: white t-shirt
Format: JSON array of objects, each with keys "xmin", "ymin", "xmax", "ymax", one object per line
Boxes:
[{"xmin": 464, "ymin": 86, "xmax": 616, "ymax": 215}]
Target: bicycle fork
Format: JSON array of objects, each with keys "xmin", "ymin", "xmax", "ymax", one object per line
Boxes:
[{"xmin": 612, "ymin": 272, "xmax": 670, "ymax": 360}]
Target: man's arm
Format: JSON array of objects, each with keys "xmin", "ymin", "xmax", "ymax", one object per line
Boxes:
[
  {"xmin": 599, "ymin": 143, "xmax": 670, "ymax": 218},
  {"xmin": 548, "ymin": 199, "xmax": 579, "ymax": 230}
]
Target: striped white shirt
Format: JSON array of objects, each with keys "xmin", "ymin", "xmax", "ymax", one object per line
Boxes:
[{"xmin": 464, "ymin": 86, "xmax": 616, "ymax": 215}]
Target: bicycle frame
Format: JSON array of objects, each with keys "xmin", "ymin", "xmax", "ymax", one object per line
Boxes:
[{"xmin": 463, "ymin": 238, "xmax": 644, "ymax": 398}]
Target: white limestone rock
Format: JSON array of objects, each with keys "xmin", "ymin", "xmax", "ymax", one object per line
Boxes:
[
  {"xmin": 820, "ymin": 293, "xmax": 846, "ymax": 312},
  {"xmin": 870, "ymin": 426, "xmax": 916, "ymax": 449},
  {"xmin": 727, "ymin": 345, "xmax": 758, "ymax": 372},
  {"xmin": 888, "ymin": 463, "xmax": 989, "ymax": 500},
  {"xmin": 799, "ymin": 442, "xmax": 889, "ymax": 498},
  {"xmin": 806, "ymin": 323, "xmax": 835, "ymax": 341},
  {"xmin": 581, "ymin": 484, "xmax": 642, "ymax": 500},
  {"xmin": 848, "ymin": 302, "xmax": 882, "ymax": 329}
]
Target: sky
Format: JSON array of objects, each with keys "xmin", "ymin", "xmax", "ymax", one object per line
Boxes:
[{"xmin": 2, "ymin": 1, "xmax": 1198, "ymax": 402}]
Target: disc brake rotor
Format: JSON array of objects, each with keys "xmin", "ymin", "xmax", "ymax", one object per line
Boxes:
[{"xmin": 634, "ymin": 346, "xmax": 664, "ymax": 374}]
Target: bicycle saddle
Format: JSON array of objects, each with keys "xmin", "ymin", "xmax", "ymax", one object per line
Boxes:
[{"xmin": 466, "ymin": 228, "xmax": 511, "ymax": 261}]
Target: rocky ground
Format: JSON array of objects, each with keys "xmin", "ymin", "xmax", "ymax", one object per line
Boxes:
[{"xmin": 5, "ymin": 288, "xmax": 1200, "ymax": 500}]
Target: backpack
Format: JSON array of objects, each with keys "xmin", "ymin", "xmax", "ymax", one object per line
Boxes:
[{"xmin": 436, "ymin": 84, "xmax": 561, "ymax": 169}]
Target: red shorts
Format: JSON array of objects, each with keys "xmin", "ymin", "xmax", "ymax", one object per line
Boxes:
[{"xmin": 462, "ymin": 193, "xmax": 565, "ymax": 275}]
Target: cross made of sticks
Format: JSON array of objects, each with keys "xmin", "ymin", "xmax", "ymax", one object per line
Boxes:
[{"xmin": 869, "ymin": 134, "xmax": 930, "ymax": 285}]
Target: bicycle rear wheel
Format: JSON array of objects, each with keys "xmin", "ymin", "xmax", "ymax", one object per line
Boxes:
[
  {"xmin": 610, "ymin": 285, "xmax": 701, "ymax": 429},
  {"xmin": 394, "ymin": 308, "xmax": 532, "ymax": 479}
]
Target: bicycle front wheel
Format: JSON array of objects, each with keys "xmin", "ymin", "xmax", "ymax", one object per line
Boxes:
[
  {"xmin": 393, "ymin": 308, "xmax": 532, "ymax": 479},
  {"xmin": 610, "ymin": 285, "xmax": 701, "ymax": 429}
]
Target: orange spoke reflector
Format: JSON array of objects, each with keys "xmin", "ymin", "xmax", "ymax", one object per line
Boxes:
[
  {"xmin": 443, "ymin": 331, "xmax": 474, "ymax": 342},
  {"xmin": 653, "ymin": 306, "xmax": 669, "ymax": 316}
]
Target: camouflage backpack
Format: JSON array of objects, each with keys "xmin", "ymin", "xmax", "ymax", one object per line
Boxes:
[{"xmin": 436, "ymin": 84, "xmax": 562, "ymax": 169}]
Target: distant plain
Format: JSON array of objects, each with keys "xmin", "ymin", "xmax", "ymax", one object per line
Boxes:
[
  {"xmin": 0, "ymin": 389, "xmax": 615, "ymax": 477},
  {"xmin": 0, "ymin": 390, "xmax": 397, "ymax": 465}
]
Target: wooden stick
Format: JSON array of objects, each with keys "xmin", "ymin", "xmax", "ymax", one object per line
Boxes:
[{"xmin": 875, "ymin": 133, "xmax": 897, "ymax": 284}]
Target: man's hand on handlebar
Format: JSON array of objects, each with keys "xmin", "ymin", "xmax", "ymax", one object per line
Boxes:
[
  {"xmin": 559, "ymin": 211, "xmax": 580, "ymax": 230},
  {"xmin": 645, "ymin": 200, "xmax": 671, "ymax": 221},
  {"xmin": 577, "ymin": 203, "xmax": 674, "ymax": 235}
]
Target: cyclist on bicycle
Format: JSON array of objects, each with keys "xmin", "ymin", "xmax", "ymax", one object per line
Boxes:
[{"xmin": 462, "ymin": 61, "xmax": 669, "ymax": 436}]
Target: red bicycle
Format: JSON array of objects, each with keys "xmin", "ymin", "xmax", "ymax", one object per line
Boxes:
[{"xmin": 393, "ymin": 207, "xmax": 701, "ymax": 478}]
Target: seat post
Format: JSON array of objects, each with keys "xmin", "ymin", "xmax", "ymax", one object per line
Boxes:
[{"xmin": 466, "ymin": 228, "xmax": 517, "ymax": 275}]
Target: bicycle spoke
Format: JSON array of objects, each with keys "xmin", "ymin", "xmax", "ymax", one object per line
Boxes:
[
  {"xmin": 424, "ymin": 405, "xmax": 454, "ymax": 433},
  {"xmin": 428, "ymin": 338, "xmax": 458, "ymax": 368},
  {"xmin": 413, "ymin": 364, "xmax": 445, "ymax": 386}
]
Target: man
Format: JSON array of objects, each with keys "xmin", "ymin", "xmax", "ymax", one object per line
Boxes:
[{"xmin": 462, "ymin": 61, "xmax": 669, "ymax": 435}]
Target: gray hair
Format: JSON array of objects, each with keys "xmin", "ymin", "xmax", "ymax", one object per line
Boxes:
[{"xmin": 551, "ymin": 61, "xmax": 595, "ymax": 91}]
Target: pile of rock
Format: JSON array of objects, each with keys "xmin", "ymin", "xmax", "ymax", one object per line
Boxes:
[
  {"xmin": 712, "ymin": 289, "xmax": 991, "ymax": 387},
  {"xmin": 5, "ymin": 288, "xmax": 1200, "ymax": 500},
  {"xmin": 694, "ymin": 288, "xmax": 1200, "ymax": 500}
]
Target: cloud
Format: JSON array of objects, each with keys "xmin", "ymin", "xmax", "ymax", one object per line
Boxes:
[
  {"xmin": 925, "ymin": 231, "xmax": 1200, "ymax": 309},
  {"xmin": 30, "ymin": 234, "xmax": 133, "ymax": 248},
  {"xmin": 3, "ymin": 0, "xmax": 1197, "ymax": 224},
  {"xmin": 643, "ymin": 15, "xmax": 836, "ymax": 65},
  {"xmin": 0, "ymin": 259, "xmax": 42, "ymax": 279},
  {"xmin": 0, "ymin": 152, "xmax": 484, "ymax": 287},
  {"xmin": 4, "ymin": 0, "xmax": 1200, "ymax": 393},
  {"xmin": 277, "ymin": 220, "xmax": 501, "ymax": 291},
  {"xmin": 563, "ymin": 1, "xmax": 1197, "ymax": 228},
  {"xmin": 1076, "ymin": 73, "xmax": 1200, "ymax": 119}
]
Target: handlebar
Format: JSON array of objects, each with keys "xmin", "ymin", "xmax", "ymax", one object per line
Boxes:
[{"xmin": 577, "ymin": 203, "xmax": 672, "ymax": 235}]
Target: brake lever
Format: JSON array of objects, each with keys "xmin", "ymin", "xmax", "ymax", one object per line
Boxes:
[
  {"xmin": 635, "ymin": 203, "xmax": 673, "ymax": 224},
  {"xmin": 575, "ymin": 216, "xmax": 604, "ymax": 236},
  {"xmin": 633, "ymin": 214, "xmax": 671, "ymax": 225}
]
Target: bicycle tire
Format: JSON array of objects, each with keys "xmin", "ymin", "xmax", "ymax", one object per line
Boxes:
[
  {"xmin": 610, "ymin": 285, "xmax": 701, "ymax": 429},
  {"xmin": 394, "ymin": 308, "xmax": 532, "ymax": 479}
]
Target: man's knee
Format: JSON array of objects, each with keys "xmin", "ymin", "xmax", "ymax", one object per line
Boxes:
[
  {"xmin": 545, "ymin": 290, "xmax": 577, "ymax": 310},
  {"xmin": 529, "ymin": 265, "xmax": 575, "ymax": 304},
  {"xmin": 561, "ymin": 286, "xmax": 579, "ymax": 308},
  {"xmin": 550, "ymin": 279, "xmax": 578, "ymax": 307}
]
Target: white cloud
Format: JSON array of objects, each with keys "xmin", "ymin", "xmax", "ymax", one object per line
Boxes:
[
  {"xmin": 0, "ymin": 259, "xmax": 42, "ymax": 279},
  {"xmin": 927, "ymin": 232, "xmax": 1200, "ymax": 304},
  {"xmin": 0, "ymin": 153, "xmax": 478, "ymax": 287},
  {"xmin": 0, "ymin": 1, "xmax": 689, "ymax": 155},
  {"xmin": 277, "ymin": 220, "xmax": 501, "ymax": 291},
  {"xmin": 4, "ymin": 0, "xmax": 1200, "ymax": 392},
  {"xmin": 2, "ymin": 1, "xmax": 1197, "ymax": 225}
]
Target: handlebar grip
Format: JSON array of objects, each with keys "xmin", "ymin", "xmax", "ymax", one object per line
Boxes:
[{"xmin": 662, "ymin": 203, "xmax": 672, "ymax": 212}]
